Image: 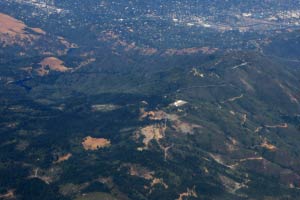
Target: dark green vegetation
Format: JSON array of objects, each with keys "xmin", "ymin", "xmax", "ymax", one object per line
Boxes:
[{"xmin": 1, "ymin": 1, "xmax": 300, "ymax": 200}]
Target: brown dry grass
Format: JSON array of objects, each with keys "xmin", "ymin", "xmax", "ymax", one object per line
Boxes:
[
  {"xmin": 30, "ymin": 28, "xmax": 46, "ymax": 35},
  {"xmin": 139, "ymin": 109, "xmax": 167, "ymax": 121},
  {"xmin": 151, "ymin": 178, "xmax": 168, "ymax": 189},
  {"xmin": 0, "ymin": 13, "xmax": 46, "ymax": 46},
  {"xmin": 82, "ymin": 136, "xmax": 111, "ymax": 150},
  {"xmin": 137, "ymin": 124, "xmax": 165, "ymax": 151},
  {"xmin": 0, "ymin": 189, "xmax": 15, "ymax": 199},
  {"xmin": 0, "ymin": 14, "xmax": 74, "ymax": 56},
  {"xmin": 176, "ymin": 187, "xmax": 197, "ymax": 200},
  {"xmin": 140, "ymin": 109, "xmax": 201, "ymax": 134},
  {"xmin": 54, "ymin": 153, "xmax": 72, "ymax": 163},
  {"xmin": 0, "ymin": 13, "xmax": 26, "ymax": 37},
  {"xmin": 37, "ymin": 57, "xmax": 71, "ymax": 76},
  {"xmin": 36, "ymin": 67, "xmax": 49, "ymax": 76},
  {"xmin": 40, "ymin": 57, "xmax": 70, "ymax": 72}
]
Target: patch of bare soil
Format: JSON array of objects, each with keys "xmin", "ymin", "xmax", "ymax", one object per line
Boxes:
[
  {"xmin": 139, "ymin": 109, "xmax": 168, "ymax": 121},
  {"xmin": 140, "ymin": 109, "xmax": 201, "ymax": 134},
  {"xmin": 136, "ymin": 124, "xmax": 166, "ymax": 151},
  {"xmin": 260, "ymin": 140, "xmax": 277, "ymax": 151},
  {"xmin": 0, "ymin": 190, "xmax": 15, "ymax": 200},
  {"xmin": 137, "ymin": 109, "xmax": 201, "ymax": 161},
  {"xmin": 54, "ymin": 153, "xmax": 72, "ymax": 164},
  {"xmin": 176, "ymin": 187, "xmax": 198, "ymax": 200},
  {"xmin": 82, "ymin": 136, "xmax": 111, "ymax": 150},
  {"xmin": 146, "ymin": 178, "xmax": 169, "ymax": 194},
  {"xmin": 150, "ymin": 178, "xmax": 168, "ymax": 189},
  {"xmin": 37, "ymin": 57, "xmax": 71, "ymax": 76}
]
